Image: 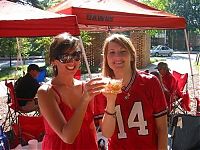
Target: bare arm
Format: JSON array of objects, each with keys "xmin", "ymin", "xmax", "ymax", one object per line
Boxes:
[
  {"xmin": 38, "ymin": 79, "xmax": 105, "ymax": 144},
  {"xmin": 101, "ymin": 93, "xmax": 117, "ymax": 138},
  {"xmin": 38, "ymin": 86, "xmax": 90, "ymax": 144},
  {"xmin": 155, "ymin": 114, "xmax": 168, "ymax": 150}
]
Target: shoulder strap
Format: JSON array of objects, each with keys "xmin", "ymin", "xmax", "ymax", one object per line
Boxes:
[
  {"xmin": 51, "ymin": 86, "xmax": 62, "ymax": 102},
  {"xmin": 81, "ymin": 82, "xmax": 84, "ymax": 94}
]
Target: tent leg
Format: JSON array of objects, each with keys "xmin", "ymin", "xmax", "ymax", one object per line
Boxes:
[
  {"xmin": 184, "ymin": 29, "xmax": 195, "ymax": 97},
  {"xmin": 16, "ymin": 38, "xmax": 24, "ymax": 80},
  {"xmin": 78, "ymin": 36, "xmax": 92, "ymax": 79}
]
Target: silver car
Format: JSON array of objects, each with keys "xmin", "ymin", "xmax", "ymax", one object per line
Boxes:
[{"xmin": 150, "ymin": 45, "xmax": 173, "ymax": 57}]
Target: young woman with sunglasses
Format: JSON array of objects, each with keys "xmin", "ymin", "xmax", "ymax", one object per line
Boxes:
[
  {"xmin": 95, "ymin": 34, "xmax": 168, "ymax": 150},
  {"xmin": 37, "ymin": 32, "xmax": 106, "ymax": 150}
]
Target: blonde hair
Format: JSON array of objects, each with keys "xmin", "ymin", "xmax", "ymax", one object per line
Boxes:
[{"xmin": 102, "ymin": 34, "xmax": 136, "ymax": 78}]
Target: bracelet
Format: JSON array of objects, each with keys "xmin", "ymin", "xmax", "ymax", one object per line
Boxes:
[{"xmin": 104, "ymin": 109, "xmax": 116, "ymax": 118}]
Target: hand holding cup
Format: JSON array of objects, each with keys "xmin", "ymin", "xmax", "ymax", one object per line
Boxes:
[{"xmin": 102, "ymin": 77, "xmax": 123, "ymax": 94}]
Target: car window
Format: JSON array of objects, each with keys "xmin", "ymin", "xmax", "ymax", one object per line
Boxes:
[
  {"xmin": 152, "ymin": 46, "xmax": 160, "ymax": 50},
  {"xmin": 152, "ymin": 45, "xmax": 173, "ymax": 51}
]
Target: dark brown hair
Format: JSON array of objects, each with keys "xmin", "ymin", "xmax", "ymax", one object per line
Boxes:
[
  {"xmin": 49, "ymin": 32, "xmax": 80, "ymax": 63},
  {"xmin": 49, "ymin": 32, "xmax": 80, "ymax": 76}
]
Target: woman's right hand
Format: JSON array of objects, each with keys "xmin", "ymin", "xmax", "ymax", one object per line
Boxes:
[
  {"xmin": 82, "ymin": 78, "xmax": 106, "ymax": 102},
  {"xmin": 102, "ymin": 92, "xmax": 118, "ymax": 102}
]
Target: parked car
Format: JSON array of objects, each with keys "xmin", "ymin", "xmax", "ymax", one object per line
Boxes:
[{"xmin": 150, "ymin": 45, "xmax": 173, "ymax": 57}]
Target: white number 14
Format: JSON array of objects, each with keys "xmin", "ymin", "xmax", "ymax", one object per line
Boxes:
[{"xmin": 115, "ymin": 102, "xmax": 148, "ymax": 139}]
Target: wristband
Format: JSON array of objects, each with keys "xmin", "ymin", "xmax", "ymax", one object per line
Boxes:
[{"xmin": 104, "ymin": 109, "xmax": 116, "ymax": 118}]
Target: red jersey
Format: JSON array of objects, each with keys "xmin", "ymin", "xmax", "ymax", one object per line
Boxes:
[{"xmin": 94, "ymin": 72, "xmax": 167, "ymax": 150}]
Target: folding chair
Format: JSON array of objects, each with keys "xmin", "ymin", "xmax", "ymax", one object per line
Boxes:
[
  {"xmin": 170, "ymin": 71, "xmax": 191, "ymax": 114},
  {"xmin": 12, "ymin": 115, "xmax": 45, "ymax": 146},
  {"xmin": 173, "ymin": 71, "xmax": 188, "ymax": 91},
  {"xmin": 170, "ymin": 114, "xmax": 200, "ymax": 150},
  {"xmin": 2, "ymin": 80, "xmax": 39, "ymax": 148},
  {"xmin": 36, "ymin": 68, "xmax": 47, "ymax": 83},
  {"xmin": 168, "ymin": 71, "xmax": 191, "ymax": 135},
  {"xmin": 196, "ymin": 97, "xmax": 200, "ymax": 116}
]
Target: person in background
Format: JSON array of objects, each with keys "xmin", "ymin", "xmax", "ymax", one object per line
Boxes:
[
  {"xmin": 15, "ymin": 64, "xmax": 40, "ymax": 112},
  {"xmin": 155, "ymin": 62, "xmax": 182, "ymax": 111},
  {"xmin": 37, "ymin": 32, "xmax": 106, "ymax": 150},
  {"xmin": 95, "ymin": 34, "xmax": 168, "ymax": 150},
  {"xmin": 150, "ymin": 71, "xmax": 170, "ymax": 111},
  {"xmin": 150, "ymin": 71, "xmax": 169, "ymax": 94}
]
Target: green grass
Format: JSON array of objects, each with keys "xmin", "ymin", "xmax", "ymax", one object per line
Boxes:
[
  {"xmin": 0, "ymin": 66, "xmax": 27, "ymax": 81},
  {"xmin": 150, "ymin": 57, "xmax": 166, "ymax": 63},
  {"xmin": 194, "ymin": 62, "xmax": 200, "ymax": 70}
]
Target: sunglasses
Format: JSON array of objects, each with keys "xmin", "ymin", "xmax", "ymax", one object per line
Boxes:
[{"xmin": 58, "ymin": 51, "xmax": 81, "ymax": 63}]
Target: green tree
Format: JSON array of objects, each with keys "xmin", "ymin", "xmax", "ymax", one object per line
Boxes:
[
  {"xmin": 141, "ymin": 0, "xmax": 170, "ymax": 38},
  {"xmin": 34, "ymin": 37, "xmax": 52, "ymax": 65},
  {"xmin": 19, "ymin": 38, "xmax": 32, "ymax": 59},
  {"xmin": 169, "ymin": 0, "xmax": 200, "ymax": 33},
  {"xmin": 141, "ymin": 0, "xmax": 200, "ymax": 33},
  {"xmin": 141, "ymin": 0, "xmax": 169, "ymax": 11},
  {"xmin": 9, "ymin": 0, "xmax": 42, "ymax": 9},
  {"xmin": 39, "ymin": 0, "xmax": 63, "ymax": 9},
  {"xmin": 140, "ymin": 0, "xmax": 199, "ymax": 50},
  {"xmin": 80, "ymin": 31, "xmax": 93, "ymax": 47},
  {"xmin": 9, "ymin": 0, "xmax": 64, "ymax": 9},
  {"xmin": 0, "ymin": 38, "xmax": 16, "ymax": 57}
]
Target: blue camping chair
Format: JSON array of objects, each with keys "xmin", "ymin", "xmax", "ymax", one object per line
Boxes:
[{"xmin": 36, "ymin": 69, "xmax": 46, "ymax": 83}]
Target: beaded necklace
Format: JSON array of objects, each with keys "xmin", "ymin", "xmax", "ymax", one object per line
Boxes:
[{"xmin": 121, "ymin": 72, "xmax": 136, "ymax": 100}]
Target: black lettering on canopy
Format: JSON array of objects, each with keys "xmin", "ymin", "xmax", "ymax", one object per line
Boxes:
[{"xmin": 87, "ymin": 14, "xmax": 113, "ymax": 22}]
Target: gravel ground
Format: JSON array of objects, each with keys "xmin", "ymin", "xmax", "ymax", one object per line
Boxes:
[
  {"xmin": 186, "ymin": 71, "xmax": 200, "ymax": 115},
  {"xmin": 0, "ymin": 95, "xmax": 8, "ymax": 125}
]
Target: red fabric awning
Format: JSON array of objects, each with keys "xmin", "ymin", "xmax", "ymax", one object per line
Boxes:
[
  {"xmin": 0, "ymin": 0, "xmax": 80, "ymax": 37},
  {"xmin": 49, "ymin": 0, "xmax": 186, "ymax": 31}
]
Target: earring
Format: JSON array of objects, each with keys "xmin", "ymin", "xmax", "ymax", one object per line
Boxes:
[{"xmin": 53, "ymin": 65, "xmax": 58, "ymax": 76}]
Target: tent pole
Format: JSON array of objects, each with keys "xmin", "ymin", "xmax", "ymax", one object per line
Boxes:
[
  {"xmin": 16, "ymin": 38, "xmax": 23, "ymax": 67},
  {"xmin": 16, "ymin": 38, "xmax": 23, "ymax": 80},
  {"xmin": 184, "ymin": 29, "xmax": 195, "ymax": 96},
  {"xmin": 108, "ymin": 26, "xmax": 111, "ymax": 35},
  {"xmin": 78, "ymin": 36, "xmax": 92, "ymax": 79}
]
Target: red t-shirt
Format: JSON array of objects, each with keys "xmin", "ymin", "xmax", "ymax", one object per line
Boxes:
[{"xmin": 94, "ymin": 72, "xmax": 167, "ymax": 150}]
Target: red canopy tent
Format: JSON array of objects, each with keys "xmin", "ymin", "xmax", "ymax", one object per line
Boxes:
[
  {"xmin": 49, "ymin": 0, "xmax": 186, "ymax": 31},
  {"xmin": 0, "ymin": 0, "xmax": 80, "ymax": 37},
  {"xmin": 49, "ymin": 0, "xmax": 196, "ymax": 97}
]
